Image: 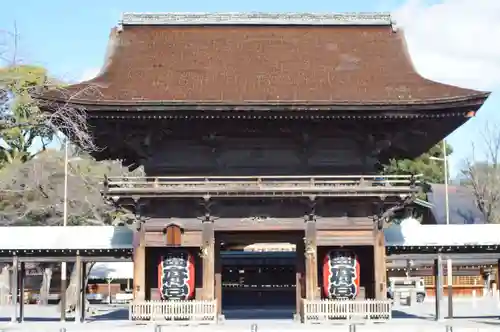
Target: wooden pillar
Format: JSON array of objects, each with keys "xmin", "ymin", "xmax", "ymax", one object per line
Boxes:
[
  {"xmin": 373, "ymin": 229, "xmax": 387, "ymax": 300},
  {"xmin": 434, "ymin": 254, "xmax": 444, "ymax": 321},
  {"xmin": 496, "ymin": 259, "xmax": 500, "ymax": 295},
  {"xmin": 133, "ymin": 225, "xmax": 146, "ymax": 301},
  {"xmin": 19, "ymin": 262, "xmax": 25, "ymax": 323},
  {"xmin": 295, "ymin": 239, "xmax": 305, "ymax": 321},
  {"xmin": 201, "ymin": 220, "xmax": 215, "ymax": 300},
  {"xmin": 11, "ymin": 255, "xmax": 18, "ymax": 323},
  {"xmin": 304, "ymin": 219, "xmax": 318, "ymax": 300},
  {"xmin": 80, "ymin": 263, "xmax": 87, "ymax": 323},
  {"xmin": 215, "ymin": 237, "xmax": 222, "ymax": 317},
  {"xmin": 446, "ymin": 258, "xmax": 453, "ymax": 319},
  {"xmin": 74, "ymin": 252, "xmax": 82, "ymax": 323}
]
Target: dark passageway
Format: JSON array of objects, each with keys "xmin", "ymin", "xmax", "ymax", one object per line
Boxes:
[{"xmin": 221, "ymin": 250, "xmax": 297, "ymax": 319}]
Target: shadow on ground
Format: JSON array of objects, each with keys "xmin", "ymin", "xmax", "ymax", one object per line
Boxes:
[
  {"xmin": 451, "ymin": 315, "xmax": 500, "ymax": 320},
  {"xmin": 476, "ymin": 320, "xmax": 500, "ymax": 326},
  {"xmin": 88, "ymin": 308, "xmax": 129, "ymax": 321},
  {"xmin": 0, "ymin": 316, "xmax": 65, "ymax": 322},
  {"xmin": 0, "ymin": 305, "xmax": 128, "ymax": 322},
  {"xmin": 391, "ymin": 309, "xmax": 426, "ymax": 319},
  {"xmin": 223, "ymin": 305, "xmax": 296, "ymax": 320}
]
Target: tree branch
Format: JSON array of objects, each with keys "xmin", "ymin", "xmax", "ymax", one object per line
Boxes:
[{"xmin": 462, "ymin": 124, "xmax": 500, "ymax": 223}]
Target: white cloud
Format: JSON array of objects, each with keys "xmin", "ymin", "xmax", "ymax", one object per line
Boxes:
[
  {"xmin": 393, "ymin": 0, "xmax": 500, "ymax": 91},
  {"xmin": 78, "ymin": 67, "xmax": 100, "ymax": 82},
  {"xmin": 392, "ymin": 0, "xmax": 500, "ymax": 176}
]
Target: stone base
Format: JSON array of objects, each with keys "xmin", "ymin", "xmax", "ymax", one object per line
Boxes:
[{"xmin": 293, "ymin": 313, "xmax": 303, "ymax": 322}]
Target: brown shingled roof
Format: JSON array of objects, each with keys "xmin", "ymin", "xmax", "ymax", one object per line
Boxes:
[{"xmin": 40, "ymin": 23, "xmax": 487, "ymax": 105}]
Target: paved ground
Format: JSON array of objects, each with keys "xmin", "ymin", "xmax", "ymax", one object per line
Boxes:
[{"xmin": 0, "ymin": 297, "xmax": 499, "ymax": 331}]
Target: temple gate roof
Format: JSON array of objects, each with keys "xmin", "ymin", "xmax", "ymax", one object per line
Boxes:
[{"xmin": 36, "ymin": 12, "xmax": 489, "ymax": 110}]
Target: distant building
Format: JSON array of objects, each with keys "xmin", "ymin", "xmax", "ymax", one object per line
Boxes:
[
  {"xmin": 388, "ymin": 183, "xmax": 491, "ymax": 296},
  {"xmin": 426, "ymin": 184, "xmax": 485, "ymax": 224}
]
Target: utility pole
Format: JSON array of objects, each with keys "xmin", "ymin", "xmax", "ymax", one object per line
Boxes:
[
  {"xmin": 430, "ymin": 140, "xmax": 453, "ymax": 319},
  {"xmin": 443, "ymin": 141, "xmax": 453, "ymax": 319},
  {"xmin": 60, "ymin": 139, "xmax": 69, "ymax": 321}
]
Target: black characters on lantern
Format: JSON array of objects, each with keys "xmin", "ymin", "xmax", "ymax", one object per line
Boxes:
[
  {"xmin": 327, "ymin": 251, "xmax": 359, "ymax": 299},
  {"xmin": 160, "ymin": 253, "xmax": 191, "ymax": 300}
]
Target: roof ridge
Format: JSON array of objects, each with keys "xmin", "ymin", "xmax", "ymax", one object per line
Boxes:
[{"xmin": 120, "ymin": 12, "xmax": 394, "ymax": 26}]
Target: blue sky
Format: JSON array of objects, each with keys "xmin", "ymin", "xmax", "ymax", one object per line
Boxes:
[{"xmin": 1, "ymin": 0, "xmax": 498, "ymax": 176}]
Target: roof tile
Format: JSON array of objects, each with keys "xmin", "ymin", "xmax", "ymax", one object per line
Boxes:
[{"xmin": 39, "ymin": 17, "xmax": 487, "ymax": 105}]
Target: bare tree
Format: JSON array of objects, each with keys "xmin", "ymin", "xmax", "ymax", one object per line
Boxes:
[
  {"xmin": 1, "ymin": 71, "xmax": 102, "ymax": 154},
  {"xmin": 0, "ymin": 22, "xmax": 18, "ymax": 65},
  {"xmin": 1, "ymin": 24, "xmax": 100, "ymax": 155},
  {"xmin": 0, "ymin": 148, "xmax": 143, "ymax": 306},
  {"xmin": 0, "ymin": 149, "xmax": 143, "ymax": 226},
  {"xmin": 462, "ymin": 124, "xmax": 500, "ymax": 223},
  {"xmin": 1, "ymin": 25, "xmax": 129, "ymax": 309}
]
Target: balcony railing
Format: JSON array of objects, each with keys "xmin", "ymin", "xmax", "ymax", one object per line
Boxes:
[{"xmin": 103, "ymin": 174, "xmax": 421, "ymax": 198}]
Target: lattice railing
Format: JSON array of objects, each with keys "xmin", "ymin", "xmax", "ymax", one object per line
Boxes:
[
  {"xmin": 129, "ymin": 300, "xmax": 217, "ymax": 323},
  {"xmin": 104, "ymin": 174, "xmax": 421, "ymax": 198},
  {"xmin": 302, "ymin": 298, "xmax": 392, "ymax": 323}
]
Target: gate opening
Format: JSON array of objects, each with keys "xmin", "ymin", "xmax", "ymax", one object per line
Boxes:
[{"xmin": 221, "ymin": 244, "xmax": 296, "ymax": 320}]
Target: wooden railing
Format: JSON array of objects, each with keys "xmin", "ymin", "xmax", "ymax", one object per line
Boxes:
[
  {"xmin": 302, "ymin": 299, "xmax": 392, "ymax": 323},
  {"xmin": 129, "ymin": 300, "xmax": 217, "ymax": 323},
  {"xmin": 104, "ymin": 174, "xmax": 421, "ymax": 198}
]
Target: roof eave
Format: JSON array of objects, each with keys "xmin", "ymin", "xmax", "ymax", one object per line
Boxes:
[{"xmin": 34, "ymin": 92, "xmax": 490, "ymax": 113}]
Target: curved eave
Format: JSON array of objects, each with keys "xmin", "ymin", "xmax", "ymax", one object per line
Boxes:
[{"xmin": 34, "ymin": 92, "xmax": 490, "ymax": 115}]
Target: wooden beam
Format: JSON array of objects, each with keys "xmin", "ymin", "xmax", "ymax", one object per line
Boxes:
[
  {"xmin": 387, "ymin": 253, "xmax": 500, "ymax": 260},
  {"xmin": 0, "ymin": 256, "xmax": 131, "ymax": 263},
  {"xmin": 0, "ymin": 249, "xmax": 132, "ymax": 255},
  {"xmin": 218, "ymin": 231, "xmax": 303, "ymax": 243}
]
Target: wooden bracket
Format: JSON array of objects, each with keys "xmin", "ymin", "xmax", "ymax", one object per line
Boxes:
[
  {"xmin": 301, "ymin": 196, "xmax": 317, "ymax": 222},
  {"xmin": 198, "ymin": 197, "xmax": 218, "ymax": 223}
]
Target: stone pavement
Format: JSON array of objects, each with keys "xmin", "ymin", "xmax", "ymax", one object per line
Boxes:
[
  {"xmin": 0, "ymin": 297, "xmax": 499, "ymax": 332},
  {"xmin": 2, "ymin": 320, "xmax": 500, "ymax": 332}
]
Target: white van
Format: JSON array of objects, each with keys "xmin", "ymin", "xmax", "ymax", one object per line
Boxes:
[{"xmin": 387, "ymin": 277, "xmax": 426, "ymax": 303}]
